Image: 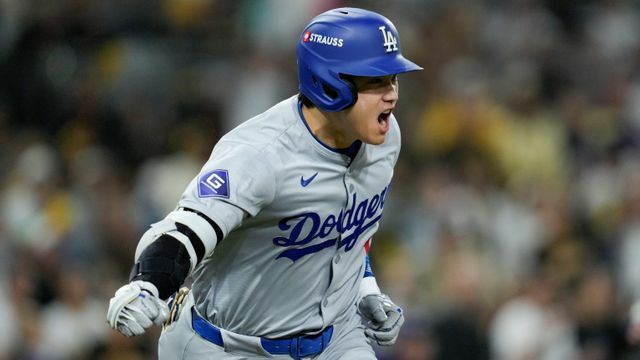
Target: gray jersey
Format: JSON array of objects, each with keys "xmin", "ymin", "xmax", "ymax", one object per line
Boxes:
[{"xmin": 177, "ymin": 95, "xmax": 400, "ymax": 338}]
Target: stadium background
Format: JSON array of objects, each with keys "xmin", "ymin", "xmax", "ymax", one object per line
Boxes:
[{"xmin": 2, "ymin": 0, "xmax": 640, "ymax": 358}]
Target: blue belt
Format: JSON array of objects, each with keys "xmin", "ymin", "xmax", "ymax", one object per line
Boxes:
[{"xmin": 191, "ymin": 307, "xmax": 333, "ymax": 359}]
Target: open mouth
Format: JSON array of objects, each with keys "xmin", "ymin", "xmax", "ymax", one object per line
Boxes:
[
  {"xmin": 378, "ymin": 110, "xmax": 391, "ymax": 123},
  {"xmin": 378, "ymin": 110, "xmax": 392, "ymax": 131}
]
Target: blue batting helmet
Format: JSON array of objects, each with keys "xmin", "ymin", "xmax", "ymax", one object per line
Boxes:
[{"xmin": 297, "ymin": 7, "xmax": 422, "ymax": 112}]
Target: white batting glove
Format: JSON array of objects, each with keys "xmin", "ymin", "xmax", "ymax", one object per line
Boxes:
[
  {"xmin": 107, "ymin": 280, "xmax": 169, "ymax": 337},
  {"xmin": 358, "ymin": 294, "xmax": 405, "ymax": 346}
]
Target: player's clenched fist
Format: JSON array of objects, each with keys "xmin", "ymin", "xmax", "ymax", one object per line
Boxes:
[
  {"xmin": 358, "ymin": 294, "xmax": 405, "ymax": 346},
  {"xmin": 107, "ymin": 280, "xmax": 169, "ymax": 337}
]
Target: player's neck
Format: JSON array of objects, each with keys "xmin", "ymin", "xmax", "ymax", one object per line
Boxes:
[{"xmin": 302, "ymin": 105, "xmax": 356, "ymax": 149}]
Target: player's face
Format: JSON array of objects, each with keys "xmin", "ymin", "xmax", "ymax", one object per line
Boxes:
[{"xmin": 342, "ymin": 74, "xmax": 399, "ymax": 145}]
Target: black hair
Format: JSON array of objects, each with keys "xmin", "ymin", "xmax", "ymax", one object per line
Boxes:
[{"xmin": 298, "ymin": 93, "xmax": 315, "ymax": 108}]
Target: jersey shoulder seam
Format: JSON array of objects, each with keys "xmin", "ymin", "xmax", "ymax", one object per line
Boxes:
[{"xmin": 215, "ymin": 137, "xmax": 282, "ymax": 203}]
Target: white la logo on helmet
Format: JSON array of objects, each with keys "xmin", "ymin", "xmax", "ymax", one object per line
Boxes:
[{"xmin": 378, "ymin": 26, "xmax": 398, "ymax": 53}]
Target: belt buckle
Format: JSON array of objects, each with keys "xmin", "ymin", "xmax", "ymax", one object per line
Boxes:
[
  {"xmin": 288, "ymin": 337, "xmax": 302, "ymax": 359},
  {"xmin": 290, "ymin": 335, "xmax": 316, "ymax": 359},
  {"xmin": 289, "ymin": 330, "xmax": 328, "ymax": 359}
]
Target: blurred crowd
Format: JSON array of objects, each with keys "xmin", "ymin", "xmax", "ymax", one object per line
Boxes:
[{"xmin": 3, "ymin": 0, "xmax": 640, "ymax": 359}]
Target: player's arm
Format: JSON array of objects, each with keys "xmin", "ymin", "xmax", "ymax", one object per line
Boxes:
[
  {"xmin": 107, "ymin": 204, "xmax": 244, "ymax": 336},
  {"xmin": 129, "ymin": 207, "xmax": 229, "ymax": 299},
  {"xmin": 357, "ymin": 238, "xmax": 405, "ymax": 346},
  {"xmin": 107, "ymin": 142, "xmax": 275, "ymax": 337}
]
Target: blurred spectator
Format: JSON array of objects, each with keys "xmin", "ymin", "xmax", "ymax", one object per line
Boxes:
[
  {"xmin": 0, "ymin": 277, "xmax": 19, "ymax": 357},
  {"xmin": 412, "ymin": 57, "xmax": 509, "ymax": 180},
  {"xmin": 429, "ymin": 246, "xmax": 491, "ymax": 360},
  {"xmin": 480, "ymin": 0, "xmax": 561, "ymax": 67},
  {"xmin": 36, "ymin": 269, "xmax": 109, "ymax": 359},
  {"xmin": 131, "ymin": 118, "xmax": 217, "ymax": 227},
  {"xmin": 582, "ymin": 0, "xmax": 640, "ymax": 67},
  {"xmin": 3, "ymin": 260, "xmax": 44, "ymax": 358},
  {"xmin": 489, "ymin": 273, "xmax": 579, "ymax": 360},
  {"xmin": 1, "ymin": 142, "xmax": 71, "ymax": 254},
  {"xmin": 572, "ymin": 268, "xmax": 629, "ymax": 359}
]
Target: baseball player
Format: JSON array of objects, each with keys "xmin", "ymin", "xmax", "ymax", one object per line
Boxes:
[{"xmin": 107, "ymin": 7, "xmax": 422, "ymax": 359}]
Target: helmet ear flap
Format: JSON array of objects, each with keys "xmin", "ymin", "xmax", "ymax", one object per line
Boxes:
[
  {"xmin": 339, "ymin": 75, "xmax": 358, "ymax": 109},
  {"xmin": 298, "ymin": 60, "xmax": 357, "ymax": 111},
  {"xmin": 319, "ymin": 76, "xmax": 358, "ymax": 111}
]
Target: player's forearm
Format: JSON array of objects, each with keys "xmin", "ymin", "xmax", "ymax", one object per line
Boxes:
[
  {"xmin": 129, "ymin": 234, "xmax": 192, "ymax": 299},
  {"xmin": 130, "ymin": 207, "xmax": 223, "ymax": 300},
  {"xmin": 359, "ymin": 250, "xmax": 382, "ymax": 298}
]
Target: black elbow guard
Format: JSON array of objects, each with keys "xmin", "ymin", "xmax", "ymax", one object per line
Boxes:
[{"xmin": 129, "ymin": 234, "xmax": 191, "ymax": 300}]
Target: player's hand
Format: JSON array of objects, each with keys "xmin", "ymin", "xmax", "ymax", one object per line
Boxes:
[
  {"xmin": 107, "ymin": 280, "xmax": 169, "ymax": 337},
  {"xmin": 358, "ymin": 294, "xmax": 404, "ymax": 346}
]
